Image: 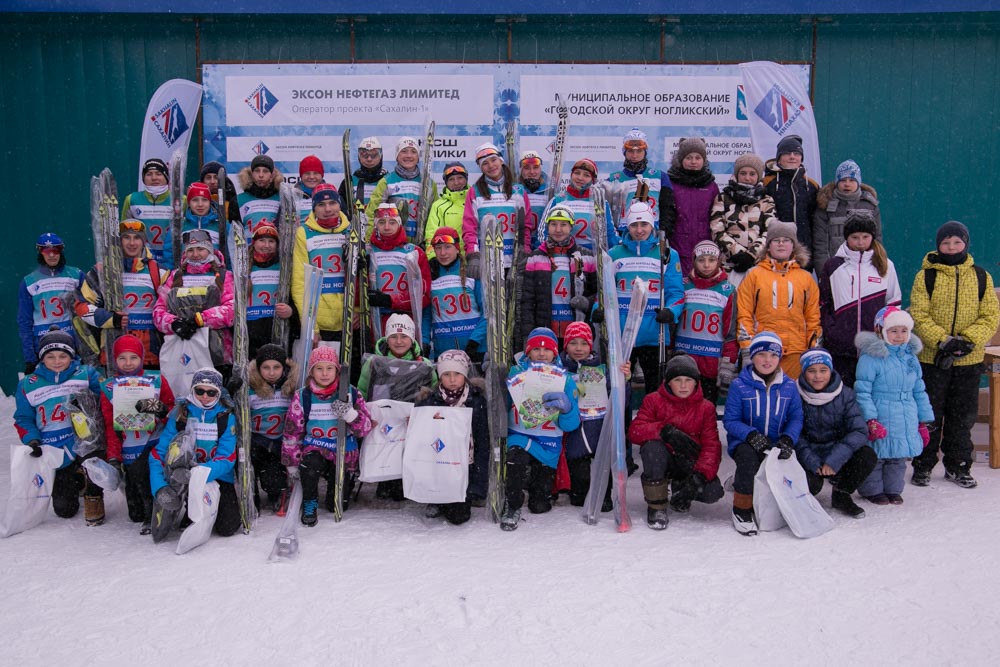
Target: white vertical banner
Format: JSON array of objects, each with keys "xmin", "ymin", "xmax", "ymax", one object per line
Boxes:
[
  {"xmin": 138, "ymin": 79, "xmax": 203, "ymax": 190},
  {"xmin": 739, "ymin": 61, "xmax": 822, "ymax": 184}
]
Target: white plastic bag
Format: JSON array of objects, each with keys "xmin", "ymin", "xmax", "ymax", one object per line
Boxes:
[
  {"xmin": 0, "ymin": 444, "xmax": 64, "ymax": 538},
  {"xmin": 268, "ymin": 482, "xmax": 302, "ymax": 562},
  {"xmin": 159, "ymin": 328, "xmax": 214, "ymax": 399},
  {"xmin": 358, "ymin": 400, "xmax": 413, "ymax": 482},
  {"xmin": 81, "ymin": 458, "xmax": 123, "ymax": 492},
  {"xmin": 754, "ymin": 449, "xmax": 835, "ymax": 539},
  {"xmin": 402, "ymin": 406, "xmax": 471, "ymax": 504},
  {"xmin": 176, "ymin": 465, "xmax": 220, "ymax": 555}
]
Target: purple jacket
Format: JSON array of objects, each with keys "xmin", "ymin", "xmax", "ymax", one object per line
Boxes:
[{"xmin": 671, "ymin": 181, "xmax": 720, "ymax": 275}]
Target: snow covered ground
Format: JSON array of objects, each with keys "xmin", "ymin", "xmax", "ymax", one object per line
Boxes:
[{"xmin": 2, "ymin": 391, "xmax": 999, "ymax": 665}]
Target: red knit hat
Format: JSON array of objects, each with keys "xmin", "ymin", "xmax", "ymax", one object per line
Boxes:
[
  {"xmin": 307, "ymin": 345, "xmax": 340, "ymax": 375},
  {"xmin": 253, "ymin": 222, "xmax": 279, "ymax": 240},
  {"xmin": 113, "ymin": 334, "xmax": 145, "ymax": 362},
  {"xmin": 525, "ymin": 327, "xmax": 559, "ymax": 355},
  {"xmin": 563, "ymin": 322, "xmax": 594, "ymax": 351},
  {"xmin": 187, "ymin": 182, "xmax": 211, "ymax": 202},
  {"xmin": 299, "ymin": 155, "xmax": 324, "ymax": 177},
  {"xmin": 431, "ymin": 227, "xmax": 459, "ymax": 247}
]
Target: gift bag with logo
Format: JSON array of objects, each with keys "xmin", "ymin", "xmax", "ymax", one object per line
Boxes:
[
  {"xmin": 754, "ymin": 448, "xmax": 835, "ymax": 538},
  {"xmin": 159, "ymin": 328, "xmax": 213, "ymax": 398},
  {"xmin": 176, "ymin": 465, "xmax": 221, "ymax": 555},
  {"xmin": 402, "ymin": 405, "xmax": 472, "ymax": 504},
  {"xmin": 359, "ymin": 400, "xmax": 413, "ymax": 483},
  {"xmin": 0, "ymin": 444, "xmax": 64, "ymax": 538}
]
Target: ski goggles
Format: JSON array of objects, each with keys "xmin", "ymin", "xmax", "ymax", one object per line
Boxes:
[
  {"xmin": 443, "ymin": 165, "xmax": 468, "ymax": 179},
  {"xmin": 475, "ymin": 146, "xmax": 503, "ymax": 165},
  {"xmin": 623, "ymin": 139, "xmax": 648, "ymax": 151},
  {"xmin": 519, "ymin": 156, "xmax": 542, "ymax": 168},
  {"xmin": 432, "ymin": 231, "xmax": 459, "ymax": 246},
  {"xmin": 182, "ymin": 229, "xmax": 213, "ymax": 245},
  {"xmin": 120, "ymin": 219, "xmax": 147, "ymax": 235}
]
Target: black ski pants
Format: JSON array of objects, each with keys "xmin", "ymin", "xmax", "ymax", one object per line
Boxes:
[
  {"xmin": 214, "ymin": 481, "xmax": 243, "ymax": 537},
  {"xmin": 124, "ymin": 449, "xmax": 153, "ymax": 523},
  {"xmin": 640, "ymin": 440, "xmax": 724, "ymax": 503},
  {"xmin": 914, "ymin": 362, "xmax": 982, "ymax": 472},
  {"xmin": 251, "ymin": 434, "xmax": 288, "ymax": 502},
  {"xmin": 505, "ymin": 447, "xmax": 555, "ymax": 512},
  {"xmin": 803, "ymin": 446, "xmax": 877, "ymax": 495}
]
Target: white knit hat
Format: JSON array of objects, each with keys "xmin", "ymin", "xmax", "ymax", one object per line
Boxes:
[{"xmin": 385, "ymin": 313, "xmax": 416, "ymax": 342}]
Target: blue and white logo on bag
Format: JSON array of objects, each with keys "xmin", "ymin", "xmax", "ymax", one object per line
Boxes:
[
  {"xmin": 151, "ymin": 98, "xmax": 189, "ymax": 147},
  {"xmin": 181, "ymin": 353, "xmax": 192, "ymax": 366},
  {"xmin": 252, "ymin": 140, "xmax": 270, "ymax": 155},
  {"xmin": 245, "ymin": 83, "xmax": 278, "ymax": 118},
  {"xmin": 753, "ymin": 84, "xmax": 805, "ymax": 135},
  {"xmin": 32, "ymin": 473, "xmax": 44, "ymax": 489},
  {"xmin": 783, "ymin": 476, "xmax": 793, "ymax": 489},
  {"xmin": 431, "ymin": 439, "xmax": 446, "ymax": 453},
  {"xmin": 203, "ymin": 491, "xmax": 213, "ymax": 506},
  {"xmin": 381, "ymin": 423, "xmax": 394, "ymax": 436}
]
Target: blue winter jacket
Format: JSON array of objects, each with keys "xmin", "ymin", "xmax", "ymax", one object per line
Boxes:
[
  {"xmin": 506, "ymin": 353, "xmax": 581, "ymax": 468},
  {"xmin": 608, "ymin": 232, "xmax": 684, "ymax": 349},
  {"xmin": 723, "ymin": 366, "xmax": 803, "ymax": 456},
  {"xmin": 149, "ymin": 399, "xmax": 238, "ymax": 495},
  {"xmin": 854, "ymin": 332, "xmax": 934, "ymax": 459},
  {"xmin": 795, "ymin": 371, "xmax": 870, "ymax": 473}
]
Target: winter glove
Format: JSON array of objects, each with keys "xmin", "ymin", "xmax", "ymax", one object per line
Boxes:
[
  {"xmin": 135, "ymin": 398, "xmax": 169, "ymax": 419},
  {"xmin": 671, "ymin": 472, "xmax": 706, "ymax": 507},
  {"xmin": 331, "ymin": 400, "xmax": 359, "ymax": 424},
  {"xmin": 729, "ymin": 251, "xmax": 756, "ymax": 273},
  {"xmin": 542, "ymin": 392, "xmax": 573, "ymax": 415},
  {"xmin": 954, "ymin": 337, "xmax": 976, "ymax": 356},
  {"xmin": 367, "ymin": 289, "xmax": 393, "ymax": 309},
  {"xmin": 465, "ymin": 252, "xmax": 481, "ymax": 281},
  {"xmin": 155, "ymin": 486, "xmax": 182, "ymax": 511},
  {"xmin": 776, "ymin": 435, "xmax": 795, "ymax": 460},
  {"xmin": 23, "ymin": 361, "xmax": 36, "ymax": 375},
  {"xmin": 286, "ymin": 465, "xmax": 300, "ymax": 481},
  {"xmin": 655, "ymin": 308, "xmax": 674, "ymax": 325},
  {"xmin": 716, "ymin": 359, "xmax": 737, "ymax": 391},
  {"xmin": 591, "ymin": 307, "xmax": 605, "ymax": 324},
  {"xmin": 25, "ymin": 440, "xmax": 43, "ymax": 458},
  {"xmin": 867, "ymin": 419, "xmax": 888, "ymax": 442},
  {"xmin": 739, "ymin": 347, "xmax": 751, "ymax": 370},
  {"xmin": 661, "ymin": 425, "xmax": 701, "ymax": 463},
  {"xmin": 745, "ymin": 430, "xmax": 772, "ymax": 455},
  {"xmin": 464, "ymin": 340, "xmax": 484, "ymax": 364},
  {"xmin": 170, "ymin": 317, "xmax": 198, "ymax": 340},
  {"xmin": 939, "ymin": 336, "xmax": 973, "ymax": 356},
  {"xmin": 226, "ymin": 376, "xmax": 244, "ymax": 396},
  {"xmin": 111, "ymin": 312, "xmax": 126, "ymax": 328},
  {"xmin": 918, "ymin": 423, "xmax": 931, "ymax": 448},
  {"xmin": 169, "ymin": 467, "xmax": 191, "ymax": 486},
  {"xmin": 569, "ymin": 295, "xmax": 590, "ymax": 314}
]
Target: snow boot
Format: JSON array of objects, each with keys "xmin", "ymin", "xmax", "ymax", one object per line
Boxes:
[
  {"xmin": 863, "ymin": 494, "xmax": 889, "ymax": 505},
  {"xmin": 910, "ymin": 467, "xmax": 931, "ymax": 487},
  {"xmin": 84, "ymin": 495, "xmax": 105, "ymax": 526},
  {"xmin": 528, "ymin": 495, "xmax": 552, "ymax": 514},
  {"xmin": 944, "ymin": 464, "xmax": 977, "ymax": 489},
  {"xmin": 567, "ymin": 457, "xmax": 591, "ymax": 507},
  {"xmin": 885, "ymin": 494, "xmax": 904, "ymax": 505},
  {"xmin": 140, "ymin": 521, "xmax": 151, "ymax": 535},
  {"xmin": 301, "ymin": 498, "xmax": 318, "ymax": 527},
  {"xmin": 500, "ymin": 506, "xmax": 521, "ymax": 531},
  {"xmin": 642, "ymin": 477, "xmax": 670, "ymax": 530},
  {"xmin": 831, "ymin": 489, "xmax": 865, "ymax": 518},
  {"xmin": 732, "ymin": 492, "xmax": 757, "ymax": 536}
]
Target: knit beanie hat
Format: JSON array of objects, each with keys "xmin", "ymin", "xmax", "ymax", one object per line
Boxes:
[
  {"xmin": 571, "ymin": 159, "xmax": 598, "ymax": 179},
  {"xmin": 693, "ymin": 240, "xmax": 720, "ymax": 258},
  {"xmin": 835, "ymin": 159, "xmax": 862, "ymax": 185},
  {"xmin": 38, "ymin": 326, "xmax": 76, "ymax": 360},
  {"xmin": 385, "ymin": 314, "xmax": 416, "ymax": 342},
  {"xmin": 663, "ymin": 353, "xmax": 700, "ymax": 383},
  {"xmin": 563, "ymin": 322, "xmax": 594, "ymax": 351},
  {"xmin": 252, "ymin": 222, "xmax": 279, "ymax": 241},
  {"xmin": 182, "ymin": 228, "xmax": 214, "ymax": 253},
  {"xmin": 112, "ymin": 334, "xmax": 145, "ymax": 363},
  {"xmin": 307, "ymin": 345, "xmax": 340, "ymax": 375},
  {"xmin": 749, "ymin": 331, "xmax": 783, "ymax": 359},
  {"xmin": 525, "ymin": 327, "xmax": 559, "ymax": 355},
  {"xmin": 255, "ymin": 343, "xmax": 288, "ymax": 371},
  {"xmin": 199, "ymin": 161, "xmax": 223, "ymax": 180},
  {"xmin": 396, "ymin": 137, "xmax": 419, "ymax": 157},
  {"xmin": 250, "ymin": 155, "xmax": 275, "ymax": 172},
  {"xmin": 843, "ymin": 210, "xmax": 878, "ymax": 239},
  {"xmin": 766, "ymin": 220, "xmax": 798, "ymax": 244},
  {"xmin": 431, "ymin": 227, "xmax": 459, "ymax": 247},
  {"xmin": 799, "ymin": 348, "xmax": 833, "ymax": 373},
  {"xmin": 874, "ymin": 305, "xmax": 914, "ymax": 337},
  {"xmin": 775, "ymin": 135, "xmax": 804, "ymax": 159},
  {"xmin": 187, "ymin": 182, "xmax": 211, "ymax": 202},
  {"xmin": 142, "ymin": 158, "xmax": 169, "ymax": 180},
  {"xmin": 674, "ymin": 137, "xmax": 708, "ymax": 165},
  {"xmin": 359, "ymin": 136, "xmax": 382, "ymax": 152},
  {"xmin": 475, "ymin": 142, "xmax": 503, "ymax": 166},
  {"xmin": 312, "ymin": 183, "xmax": 341, "ymax": 209},
  {"xmin": 436, "ymin": 349, "xmax": 471, "ymax": 378},
  {"xmin": 625, "ymin": 201, "xmax": 655, "ymax": 226},
  {"xmin": 299, "ymin": 155, "xmax": 324, "ymax": 177},
  {"xmin": 191, "ymin": 367, "xmax": 223, "ymax": 407},
  {"xmin": 935, "ymin": 220, "xmax": 970, "ymax": 250},
  {"xmin": 733, "ymin": 153, "xmax": 764, "ymax": 181}
]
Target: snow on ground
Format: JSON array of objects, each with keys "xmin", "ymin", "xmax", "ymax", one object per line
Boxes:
[{"xmin": 1, "ymin": 392, "xmax": 999, "ymax": 665}]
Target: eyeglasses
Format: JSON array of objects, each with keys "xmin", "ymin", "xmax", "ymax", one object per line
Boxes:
[{"xmin": 193, "ymin": 387, "xmax": 219, "ymax": 397}]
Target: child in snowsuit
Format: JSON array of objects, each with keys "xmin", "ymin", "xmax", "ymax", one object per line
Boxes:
[
  {"xmin": 415, "ymin": 349, "xmax": 489, "ymax": 524},
  {"xmin": 763, "ymin": 135, "xmax": 819, "ymax": 267},
  {"xmin": 909, "ymin": 221, "xmax": 999, "ymax": 488},
  {"xmin": 100, "ymin": 335, "xmax": 175, "ymax": 534},
  {"xmin": 723, "ymin": 331, "xmax": 803, "ymax": 536},
  {"xmin": 149, "ymin": 367, "xmax": 242, "ymax": 539},
  {"xmin": 282, "ymin": 346, "xmax": 373, "ymax": 526},
  {"xmin": 248, "ymin": 343, "xmax": 299, "ymax": 514},
  {"xmin": 666, "ymin": 137, "xmax": 720, "ymax": 276},
  {"xmin": 18, "ymin": 233, "xmax": 84, "ymax": 374},
  {"xmin": 13, "ymin": 327, "xmax": 105, "ymax": 524},
  {"xmin": 501, "ymin": 328, "xmax": 581, "ymax": 531},
  {"xmin": 854, "ymin": 307, "xmax": 935, "ymax": 505},
  {"xmin": 794, "ymin": 348, "xmax": 876, "ymax": 518},
  {"xmin": 709, "ymin": 152, "xmax": 776, "ymax": 287},
  {"xmin": 811, "ymin": 159, "xmax": 882, "ymax": 271},
  {"xmin": 518, "ymin": 204, "xmax": 598, "ymax": 345},
  {"xmin": 425, "ymin": 226, "xmax": 487, "ymax": 362},
  {"xmin": 817, "ymin": 210, "xmax": 901, "ymax": 386},
  {"xmin": 120, "ymin": 158, "xmax": 180, "ymax": 269},
  {"xmin": 237, "ymin": 154, "xmax": 282, "ymax": 236},
  {"xmin": 246, "ymin": 222, "xmax": 296, "ymax": 358},
  {"xmin": 629, "ymin": 354, "xmax": 724, "ymax": 530},
  {"xmin": 674, "ymin": 240, "xmax": 738, "ymax": 405}
]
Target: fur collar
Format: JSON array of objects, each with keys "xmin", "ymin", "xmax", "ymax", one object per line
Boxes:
[
  {"xmin": 816, "ymin": 181, "xmax": 878, "ymax": 209},
  {"xmin": 247, "ymin": 359, "xmax": 300, "ymax": 398},
  {"xmin": 855, "ymin": 330, "xmax": 923, "ymax": 358}
]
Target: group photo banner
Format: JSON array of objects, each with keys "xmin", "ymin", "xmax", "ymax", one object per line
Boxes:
[{"xmin": 202, "ymin": 62, "xmax": 813, "ymax": 191}]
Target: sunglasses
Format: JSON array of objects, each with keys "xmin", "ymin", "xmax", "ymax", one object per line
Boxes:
[
  {"xmin": 359, "ymin": 149, "xmax": 381, "ymax": 159},
  {"xmin": 193, "ymin": 387, "xmax": 219, "ymax": 397}
]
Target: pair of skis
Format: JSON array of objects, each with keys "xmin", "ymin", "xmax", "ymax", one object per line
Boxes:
[
  {"xmin": 274, "ymin": 183, "xmax": 305, "ymax": 351},
  {"xmin": 169, "ymin": 151, "xmax": 185, "ymax": 269},
  {"xmin": 90, "ymin": 168, "xmax": 123, "ymax": 376}
]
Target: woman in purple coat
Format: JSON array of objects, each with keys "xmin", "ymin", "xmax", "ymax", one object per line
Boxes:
[{"xmin": 667, "ymin": 138, "xmax": 720, "ymax": 275}]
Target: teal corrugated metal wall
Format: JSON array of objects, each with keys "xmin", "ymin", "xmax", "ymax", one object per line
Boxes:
[{"xmin": 1, "ymin": 12, "xmax": 996, "ymax": 392}]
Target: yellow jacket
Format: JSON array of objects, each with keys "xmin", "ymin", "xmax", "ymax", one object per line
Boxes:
[
  {"xmin": 737, "ymin": 255, "xmax": 822, "ymax": 354},
  {"xmin": 910, "ymin": 253, "xmax": 999, "ymax": 366},
  {"xmin": 291, "ymin": 211, "xmax": 351, "ymax": 333}
]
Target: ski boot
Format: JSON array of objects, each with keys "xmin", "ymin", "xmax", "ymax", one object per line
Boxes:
[
  {"xmin": 500, "ymin": 506, "xmax": 521, "ymax": 531},
  {"xmin": 944, "ymin": 464, "xmax": 977, "ymax": 489},
  {"xmin": 831, "ymin": 489, "xmax": 865, "ymax": 518},
  {"xmin": 732, "ymin": 507, "xmax": 758, "ymax": 536},
  {"xmin": 910, "ymin": 467, "xmax": 931, "ymax": 487},
  {"xmin": 301, "ymin": 498, "xmax": 318, "ymax": 527},
  {"xmin": 83, "ymin": 495, "xmax": 105, "ymax": 526}
]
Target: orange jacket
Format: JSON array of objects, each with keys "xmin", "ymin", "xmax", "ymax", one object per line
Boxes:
[{"xmin": 736, "ymin": 255, "xmax": 821, "ymax": 354}]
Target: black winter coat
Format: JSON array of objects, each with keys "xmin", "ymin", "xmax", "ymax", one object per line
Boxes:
[
  {"xmin": 763, "ymin": 159, "xmax": 819, "ymax": 264},
  {"xmin": 517, "ymin": 241, "xmax": 598, "ymax": 344},
  {"xmin": 795, "ymin": 371, "xmax": 870, "ymax": 474}
]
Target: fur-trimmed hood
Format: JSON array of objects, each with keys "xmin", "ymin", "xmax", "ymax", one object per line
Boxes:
[
  {"xmin": 816, "ymin": 181, "xmax": 878, "ymax": 210},
  {"xmin": 854, "ymin": 330, "xmax": 922, "ymax": 358},
  {"xmin": 248, "ymin": 358, "xmax": 300, "ymax": 398},
  {"xmin": 414, "ymin": 375, "xmax": 486, "ymax": 403},
  {"xmin": 237, "ymin": 166, "xmax": 284, "ymax": 191}
]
